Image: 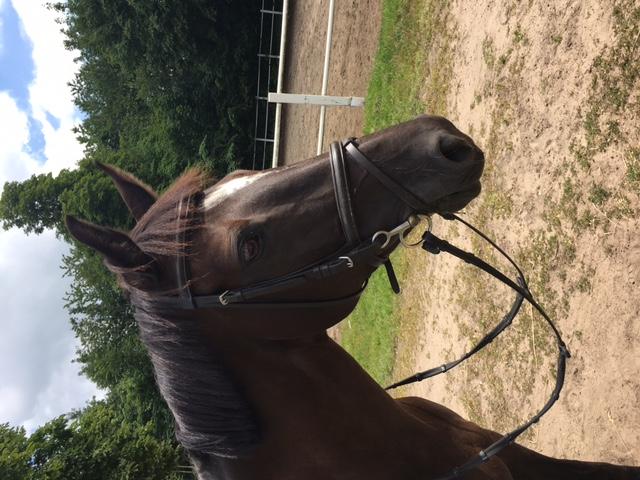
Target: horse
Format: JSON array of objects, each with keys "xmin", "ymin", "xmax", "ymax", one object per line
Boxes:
[{"xmin": 66, "ymin": 115, "xmax": 639, "ymax": 479}]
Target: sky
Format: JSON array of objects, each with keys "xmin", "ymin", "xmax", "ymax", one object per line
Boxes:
[{"xmin": 0, "ymin": 0, "xmax": 104, "ymax": 433}]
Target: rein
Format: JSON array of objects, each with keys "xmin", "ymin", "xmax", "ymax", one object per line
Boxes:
[
  {"xmin": 162, "ymin": 140, "xmax": 570, "ymax": 480},
  {"xmin": 387, "ymin": 213, "xmax": 570, "ymax": 479}
]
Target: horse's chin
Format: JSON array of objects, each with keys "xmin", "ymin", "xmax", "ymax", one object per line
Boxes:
[{"xmin": 429, "ymin": 181, "xmax": 482, "ymax": 214}]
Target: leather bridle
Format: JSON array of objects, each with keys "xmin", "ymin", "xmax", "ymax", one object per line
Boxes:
[
  {"xmin": 158, "ymin": 139, "xmax": 570, "ymax": 480},
  {"xmin": 159, "ymin": 139, "xmax": 409, "ymax": 312}
]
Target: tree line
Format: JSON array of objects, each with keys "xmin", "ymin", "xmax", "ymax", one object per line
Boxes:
[{"xmin": 0, "ymin": 1, "xmax": 260, "ymax": 477}]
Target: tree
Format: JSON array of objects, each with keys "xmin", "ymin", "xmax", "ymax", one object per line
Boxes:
[
  {"xmin": 0, "ymin": 1, "xmax": 262, "ymax": 472},
  {"xmin": 54, "ymin": 0, "xmax": 258, "ymax": 172},
  {"xmin": 0, "ymin": 401, "xmax": 186, "ymax": 480},
  {"xmin": 0, "ymin": 169, "xmax": 80, "ymax": 235},
  {"xmin": 0, "ymin": 423, "xmax": 30, "ymax": 479},
  {"xmin": 0, "ymin": 160, "xmax": 136, "ymax": 238}
]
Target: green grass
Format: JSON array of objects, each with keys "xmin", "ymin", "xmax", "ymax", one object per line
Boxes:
[
  {"xmin": 513, "ymin": 25, "xmax": 528, "ymax": 45},
  {"xmin": 588, "ymin": 183, "xmax": 611, "ymax": 206},
  {"xmin": 363, "ymin": 0, "xmax": 452, "ymax": 133},
  {"xmin": 628, "ymin": 148, "xmax": 640, "ymax": 193},
  {"xmin": 550, "ymin": 34, "xmax": 562, "ymax": 45},
  {"xmin": 482, "ymin": 37, "xmax": 496, "ymax": 68},
  {"xmin": 339, "ymin": 0, "xmax": 453, "ymax": 384},
  {"xmin": 340, "ymin": 250, "xmax": 408, "ymax": 385},
  {"xmin": 571, "ymin": 0, "xmax": 640, "ymax": 175}
]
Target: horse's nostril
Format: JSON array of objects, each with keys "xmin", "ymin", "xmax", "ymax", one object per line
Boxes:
[{"xmin": 439, "ymin": 134, "xmax": 474, "ymax": 163}]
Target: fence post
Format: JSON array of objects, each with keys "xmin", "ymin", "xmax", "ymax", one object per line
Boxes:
[
  {"xmin": 316, "ymin": 0, "xmax": 336, "ymax": 155},
  {"xmin": 271, "ymin": 0, "xmax": 289, "ymax": 168}
]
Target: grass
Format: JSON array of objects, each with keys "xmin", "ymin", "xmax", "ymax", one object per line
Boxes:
[
  {"xmin": 588, "ymin": 184, "xmax": 611, "ymax": 207},
  {"xmin": 340, "ymin": 250, "xmax": 408, "ymax": 385},
  {"xmin": 339, "ymin": 0, "xmax": 454, "ymax": 385},
  {"xmin": 513, "ymin": 25, "xmax": 528, "ymax": 45},
  {"xmin": 363, "ymin": 0, "xmax": 452, "ymax": 133},
  {"xmin": 545, "ymin": 1, "xmax": 640, "ymax": 233},
  {"xmin": 571, "ymin": 0, "xmax": 640, "ymax": 179},
  {"xmin": 628, "ymin": 148, "xmax": 640, "ymax": 193},
  {"xmin": 550, "ymin": 34, "xmax": 562, "ymax": 45},
  {"xmin": 482, "ymin": 37, "xmax": 496, "ymax": 68}
]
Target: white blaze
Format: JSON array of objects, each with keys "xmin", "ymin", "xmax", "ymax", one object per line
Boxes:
[{"xmin": 203, "ymin": 171, "xmax": 271, "ymax": 210}]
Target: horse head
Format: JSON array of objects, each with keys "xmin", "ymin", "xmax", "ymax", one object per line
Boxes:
[
  {"xmin": 66, "ymin": 115, "xmax": 484, "ymax": 472},
  {"xmin": 67, "ymin": 115, "xmax": 483, "ymax": 337}
]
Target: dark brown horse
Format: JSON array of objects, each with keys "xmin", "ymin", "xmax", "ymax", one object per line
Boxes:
[{"xmin": 67, "ymin": 116, "xmax": 639, "ymax": 479}]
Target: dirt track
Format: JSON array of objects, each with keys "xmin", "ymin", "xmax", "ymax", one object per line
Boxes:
[
  {"xmin": 393, "ymin": 0, "xmax": 640, "ymax": 466},
  {"xmin": 279, "ymin": 0, "xmax": 381, "ymax": 165},
  {"xmin": 281, "ymin": 0, "xmax": 640, "ymax": 467}
]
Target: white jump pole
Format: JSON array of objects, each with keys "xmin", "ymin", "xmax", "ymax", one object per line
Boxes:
[
  {"xmin": 271, "ymin": 0, "xmax": 289, "ymax": 168},
  {"xmin": 268, "ymin": 93, "xmax": 364, "ymax": 107},
  {"xmin": 316, "ymin": 0, "xmax": 336, "ymax": 155}
]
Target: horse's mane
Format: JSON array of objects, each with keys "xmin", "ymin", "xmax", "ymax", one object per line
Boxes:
[{"xmin": 107, "ymin": 168, "xmax": 260, "ymax": 460}]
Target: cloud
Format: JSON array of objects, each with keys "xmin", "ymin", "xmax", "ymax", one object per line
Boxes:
[
  {"xmin": 0, "ymin": 91, "xmax": 39, "ymax": 184},
  {"xmin": 0, "ymin": 97, "xmax": 102, "ymax": 429},
  {"xmin": 0, "ymin": 1, "xmax": 104, "ymax": 433},
  {"xmin": 0, "ymin": 228, "xmax": 104, "ymax": 431},
  {"xmin": 10, "ymin": 0, "xmax": 83, "ymax": 175}
]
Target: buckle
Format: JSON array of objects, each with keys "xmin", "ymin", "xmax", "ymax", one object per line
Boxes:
[
  {"xmin": 218, "ymin": 290, "xmax": 233, "ymax": 306},
  {"xmin": 339, "ymin": 256, "xmax": 354, "ymax": 268}
]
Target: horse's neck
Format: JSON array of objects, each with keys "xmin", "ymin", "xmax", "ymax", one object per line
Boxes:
[
  {"xmin": 221, "ymin": 332, "xmax": 404, "ymax": 433},
  {"xmin": 246, "ymin": 333, "xmax": 402, "ymax": 423},
  {"xmin": 213, "ymin": 332, "xmax": 433, "ymax": 479}
]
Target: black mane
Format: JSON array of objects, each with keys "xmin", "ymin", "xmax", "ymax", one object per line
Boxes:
[{"xmin": 108, "ymin": 169, "xmax": 260, "ymax": 460}]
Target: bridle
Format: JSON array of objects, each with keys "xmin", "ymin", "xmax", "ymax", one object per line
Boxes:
[
  {"xmin": 159, "ymin": 140, "xmax": 408, "ymax": 311},
  {"xmin": 159, "ymin": 139, "xmax": 570, "ymax": 480}
]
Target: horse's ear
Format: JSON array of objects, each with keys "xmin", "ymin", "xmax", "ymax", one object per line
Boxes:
[
  {"xmin": 65, "ymin": 215, "xmax": 153, "ymax": 269},
  {"xmin": 96, "ymin": 162, "xmax": 157, "ymax": 221}
]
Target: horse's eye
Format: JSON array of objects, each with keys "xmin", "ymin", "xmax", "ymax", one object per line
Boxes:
[{"xmin": 239, "ymin": 234, "xmax": 262, "ymax": 263}]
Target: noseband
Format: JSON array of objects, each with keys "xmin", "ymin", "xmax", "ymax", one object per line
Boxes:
[{"xmin": 160, "ymin": 140, "xmax": 570, "ymax": 480}]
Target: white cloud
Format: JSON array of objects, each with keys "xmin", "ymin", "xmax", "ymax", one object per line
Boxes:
[
  {"xmin": 0, "ymin": 1, "xmax": 104, "ymax": 433},
  {"xmin": 0, "ymin": 228, "xmax": 104, "ymax": 431},
  {"xmin": 0, "ymin": 92, "xmax": 39, "ymax": 185},
  {"xmin": 0, "ymin": 385, "xmax": 24, "ymax": 422},
  {"xmin": 22, "ymin": 338, "xmax": 103, "ymax": 432},
  {"xmin": 11, "ymin": 0, "xmax": 84, "ymax": 175}
]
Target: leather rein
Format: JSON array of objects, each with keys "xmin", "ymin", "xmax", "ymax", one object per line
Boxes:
[{"xmin": 161, "ymin": 139, "xmax": 570, "ymax": 480}]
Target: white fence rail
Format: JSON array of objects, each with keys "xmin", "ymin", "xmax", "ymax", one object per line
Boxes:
[
  {"xmin": 268, "ymin": 93, "xmax": 364, "ymax": 107},
  {"xmin": 269, "ymin": 0, "xmax": 365, "ymax": 168}
]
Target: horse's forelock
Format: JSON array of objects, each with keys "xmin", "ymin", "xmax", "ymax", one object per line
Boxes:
[{"xmin": 107, "ymin": 167, "xmax": 261, "ymax": 459}]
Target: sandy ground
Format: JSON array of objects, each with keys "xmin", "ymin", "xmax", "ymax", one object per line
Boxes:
[
  {"xmin": 393, "ymin": 0, "xmax": 640, "ymax": 466},
  {"xmin": 281, "ymin": 0, "xmax": 639, "ymax": 468},
  {"xmin": 278, "ymin": 0, "xmax": 381, "ymax": 165}
]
